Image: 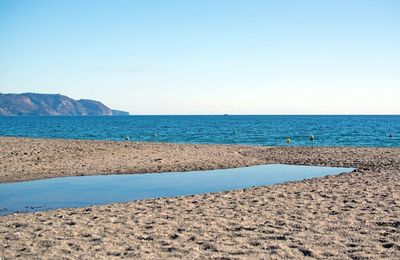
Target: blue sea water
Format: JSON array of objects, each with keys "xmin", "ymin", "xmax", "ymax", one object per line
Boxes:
[{"xmin": 0, "ymin": 115, "xmax": 399, "ymax": 147}]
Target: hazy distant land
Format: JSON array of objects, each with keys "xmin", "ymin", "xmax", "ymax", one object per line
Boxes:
[{"xmin": 0, "ymin": 93, "xmax": 129, "ymax": 116}]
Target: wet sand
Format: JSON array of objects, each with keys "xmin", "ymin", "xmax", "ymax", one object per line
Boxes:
[{"xmin": 0, "ymin": 136, "xmax": 399, "ymax": 259}]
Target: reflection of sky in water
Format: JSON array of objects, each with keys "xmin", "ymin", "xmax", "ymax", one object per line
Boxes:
[{"xmin": 0, "ymin": 165, "xmax": 353, "ymax": 216}]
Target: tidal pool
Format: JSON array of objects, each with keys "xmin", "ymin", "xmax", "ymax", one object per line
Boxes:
[{"xmin": 0, "ymin": 164, "xmax": 353, "ymax": 215}]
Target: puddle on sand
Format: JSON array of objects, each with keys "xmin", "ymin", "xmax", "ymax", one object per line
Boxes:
[{"xmin": 0, "ymin": 164, "xmax": 353, "ymax": 215}]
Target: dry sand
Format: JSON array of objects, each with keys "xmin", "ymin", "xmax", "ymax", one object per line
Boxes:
[{"xmin": 0, "ymin": 136, "xmax": 399, "ymax": 259}]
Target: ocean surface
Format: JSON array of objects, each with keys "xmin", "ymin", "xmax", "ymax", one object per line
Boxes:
[{"xmin": 0, "ymin": 115, "xmax": 399, "ymax": 147}]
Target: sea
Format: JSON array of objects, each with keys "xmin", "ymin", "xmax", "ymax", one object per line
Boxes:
[{"xmin": 0, "ymin": 115, "xmax": 399, "ymax": 147}]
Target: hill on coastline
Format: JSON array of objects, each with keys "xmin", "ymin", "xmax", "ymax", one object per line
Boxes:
[{"xmin": 0, "ymin": 93, "xmax": 129, "ymax": 116}]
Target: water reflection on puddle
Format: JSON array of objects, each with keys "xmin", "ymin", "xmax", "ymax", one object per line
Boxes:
[{"xmin": 0, "ymin": 164, "xmax": 353, "ymax": 215}]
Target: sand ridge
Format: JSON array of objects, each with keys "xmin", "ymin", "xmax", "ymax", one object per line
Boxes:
[
  {"xmin": 0, "ymin": 137, "xmax": 400, "ymax": 259},
  {"xmin": 1, "ymin": 136, "xmax": 399, "ymax": 184}
]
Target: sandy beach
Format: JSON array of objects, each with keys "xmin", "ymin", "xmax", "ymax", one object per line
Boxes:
[{"xmin": 0, "ymin": 136, "xmax": 399, "ymax": 259}]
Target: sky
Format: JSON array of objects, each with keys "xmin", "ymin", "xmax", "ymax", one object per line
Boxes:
[{"xmin": 0, "ymin": 0, "xmax": 399, "ymax": 115}]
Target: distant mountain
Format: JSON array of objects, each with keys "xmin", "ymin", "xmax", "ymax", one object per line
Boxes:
[
  {"xmin": 0, "ymin": 93, "xmax": 129, "ymax": 116},
  {"xmin": 111, "ymin": 109, "xmax": 130, "ymax": 116}
]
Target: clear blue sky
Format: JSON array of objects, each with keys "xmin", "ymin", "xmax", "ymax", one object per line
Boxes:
[{"xmin": 1, "ymin": 0, "xmax": 399, "ymax": 114}]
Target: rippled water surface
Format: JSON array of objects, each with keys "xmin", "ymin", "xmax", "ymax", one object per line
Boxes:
[{"xmin": 0, "ymin": 115, "xmax": 399, "ymax": 147}]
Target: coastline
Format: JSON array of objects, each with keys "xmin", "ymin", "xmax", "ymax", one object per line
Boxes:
[
  {"xmin": 1, "ymin": 136, "xmax": 399, "ymax": 184},
  {"xmin": 1, "ymin": 136, "xmax": 399, "ymax": 258}
]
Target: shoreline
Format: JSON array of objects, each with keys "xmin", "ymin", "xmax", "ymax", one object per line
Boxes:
[
  {"xmin": 1, "ymin": 136, "xmax": 400, "ymax": 258},
  {"xmin": 1, "ymin": 136, "xmax": 399, "ymax": 184}
]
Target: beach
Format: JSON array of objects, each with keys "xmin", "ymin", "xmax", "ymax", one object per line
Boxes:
[{"xmin": 0, "ymin": 136, "xmax": 399, "ymax": 258}]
